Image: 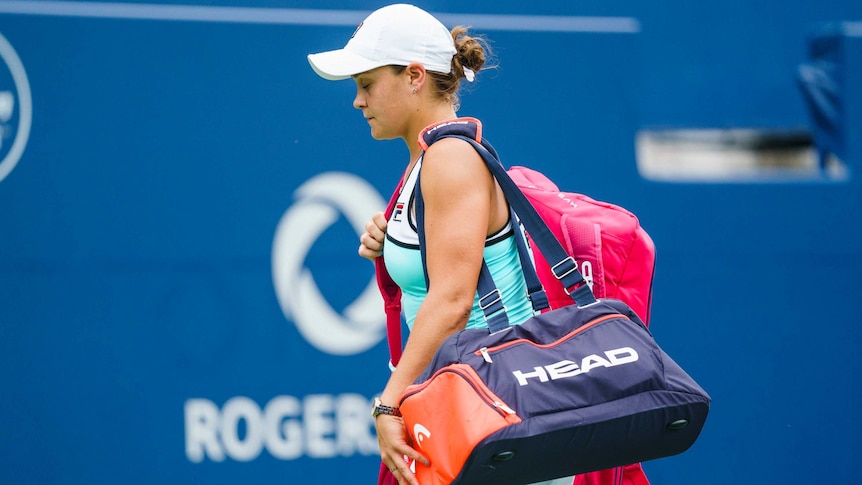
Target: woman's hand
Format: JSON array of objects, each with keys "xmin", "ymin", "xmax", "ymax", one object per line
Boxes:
[
  {"xmin": 376, "ymin": 414, "xmax": 429, "ymax": 485},
  {"xmin": 359, "ymin": 211, "xmax": 388, "ymax": 261}
]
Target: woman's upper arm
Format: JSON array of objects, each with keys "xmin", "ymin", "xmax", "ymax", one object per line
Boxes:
[{"xmin": 419, "ymin": 138, "xmax": 495, "ymax": 307}]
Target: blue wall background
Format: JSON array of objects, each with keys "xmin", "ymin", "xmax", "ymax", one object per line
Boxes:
[{"xmin": 1, "ymin": 1, "xmax": 860, "ymax": 484}]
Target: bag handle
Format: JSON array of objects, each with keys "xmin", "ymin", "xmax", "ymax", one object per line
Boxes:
[
  {"xmin": 441, "ymin": 135, "xmax": 597, "ymax": 308},
  {"xmin": 414, "ymin": 174, "xmax": 537, "ymax": 332},
  {"xmin": 455, "ymin": 142, "xmax": 550, "ymax": 317},
  {"xmin": 413, "ymin": 134, "xmax": 596, "ymax": 333}
]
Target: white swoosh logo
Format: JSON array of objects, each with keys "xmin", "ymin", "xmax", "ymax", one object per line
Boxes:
[
  {"xmin": 0, "ymin": 32, "xmax": 32, "ymax": 184},
  {"xmin": 413, "ymin": 424, "xmax": 431, "ymax": 448},
  {"xmin": 272, "ymin": 172, "xmax": 386, "ymax": 355}
]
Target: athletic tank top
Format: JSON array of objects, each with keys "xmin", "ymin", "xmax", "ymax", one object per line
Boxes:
[{"xmin": 383, "ymin": 155, "xmax": 534, "ymax": 331}]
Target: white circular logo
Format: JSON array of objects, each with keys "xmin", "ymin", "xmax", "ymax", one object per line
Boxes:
[
  {"xmin": 0, "ymin": 32, "xmax": 32, "ymax": 184},
  {"xmin": 272, "ymin": 172, "xmax": 387, "ymax": 355}
]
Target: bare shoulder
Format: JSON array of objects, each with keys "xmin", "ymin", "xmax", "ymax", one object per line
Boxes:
[{"xmin": 421, "ymin": 137, "xmax": 488, "ymax": 185}]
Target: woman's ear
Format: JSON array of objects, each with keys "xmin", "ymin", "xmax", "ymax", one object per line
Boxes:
[{"xmin": 405, "ymin": 62, "xmax": 428, "ymax": 91}]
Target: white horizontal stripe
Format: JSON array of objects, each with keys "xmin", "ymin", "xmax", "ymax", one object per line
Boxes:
[
  {"xmin": 0, "ymin": 0, "xmax": 640, "ymax": 33},
  {"xmin": 843, "ymin": 21, "xmax": 862, "ymax": 36},
  {"xmin": 436, "ymin": 12, "xmax": 639, "ymax": 33}
]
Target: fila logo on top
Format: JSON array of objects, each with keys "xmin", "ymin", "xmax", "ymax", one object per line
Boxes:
[
  {"xmin": 0, "ymin": 32, "xmax": 32, "ymax": 184},
  {"xmin": 272, "ymin": 172, "xmax": 387, "ymax": 355},
  {"xmin": 512, "ymin": 347, "xmax": 639, "ymax": 386}
]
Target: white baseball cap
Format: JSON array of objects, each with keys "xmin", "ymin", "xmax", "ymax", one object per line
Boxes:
[{"xmin": 307, "ymin": 4, "xmax": 456, "ymax": 81}]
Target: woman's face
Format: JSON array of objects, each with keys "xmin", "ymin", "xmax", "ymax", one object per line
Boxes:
[{"xmin": 352, "ymin": 66, "xmax": 412, "ymax": 140}]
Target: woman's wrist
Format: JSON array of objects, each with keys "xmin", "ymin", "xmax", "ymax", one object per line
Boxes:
[
  {"xmin": 372, "ymin": 396, "xmax": 402, "ymax": 418},
  {"xmin": 380, "ymin": 380, "xmax": 407, "ymax": 406}
]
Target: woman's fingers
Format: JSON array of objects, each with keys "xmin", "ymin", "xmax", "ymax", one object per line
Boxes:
[
  {"xmin": 387, "ymin": 457, "xmax": 421, "ymax": 485},
  {"xmin": 370, "ymin": 211, "xmax": 388, "ymax": 234},
  {"xmin": 377, "ymin": 416, "xmax": 429, "ymax": 485},
  {"xmin": 358, "ymin": 212, "xmax": 388, "ymax": 260},
  {"xmin": 366, "ymin": 213, "xmax": 387, "ymax": 243}
]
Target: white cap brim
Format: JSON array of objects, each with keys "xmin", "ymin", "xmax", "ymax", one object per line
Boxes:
[{"xmin": 307, "ymin": 49, "xmax": 387, "ymax": 81}]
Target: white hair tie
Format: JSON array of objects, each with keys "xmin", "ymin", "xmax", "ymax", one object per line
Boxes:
[{"xmin": 463, "ymin": 68, "xmax": 475, "ymax": 82}]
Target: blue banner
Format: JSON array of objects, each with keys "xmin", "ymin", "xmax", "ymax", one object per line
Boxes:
[{"xmin": 1, "ymin": 2, "xmax": 861, "ymax": 484}]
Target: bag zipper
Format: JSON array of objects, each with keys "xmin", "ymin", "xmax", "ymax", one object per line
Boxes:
[
  {"xmin": 474, "ymin": 313, "xmax": 625, "ymax": 358},
  {"xmin": 401, "ymin": 364, "xmax": 519, "ymax": 420}
]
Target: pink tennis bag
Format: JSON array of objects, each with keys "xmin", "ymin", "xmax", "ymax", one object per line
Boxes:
[{"xmin": 507, "ymin": 166, "xmax": 656, "ymax": 324}]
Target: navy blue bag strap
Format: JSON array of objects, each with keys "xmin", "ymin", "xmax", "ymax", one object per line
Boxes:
[
  {"xmin": 414, "ymin": 135, "xmax": 595, "ymax": 333},
  {"xmin": 472, "ymin": 207, "xmax": 551, "ymax": 330},
  {"xmin": 509, "ymin": 208, "xmax": 550, "ymax": 313},
  {"xmin": 443, "ymin": 135, "xmax": 597, "ymax": 307},
  {"xmin": 472, "ymin": 136, "xmax": 549, "ymax": 312},
  {"xmin": 413, "ymin": 136, "xmax": 547, "ymax": 313},
  {"xmin": 414, "ymin": 171, "xmax": 514, "ymax": 333},
  {"xmin": 455, "ymin": 139, "xmax": 551, "ymax": 313}
]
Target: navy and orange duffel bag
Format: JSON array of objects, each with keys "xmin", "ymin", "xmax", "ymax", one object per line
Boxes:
[{"xmin": 399, "ymin": 297, "xmax": 709, "ymax": 485}]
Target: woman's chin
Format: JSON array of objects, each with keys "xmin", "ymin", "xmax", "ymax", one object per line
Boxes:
[{"xmin": 369, "ymin": 129, "xmax": 395, "ymax": 141}]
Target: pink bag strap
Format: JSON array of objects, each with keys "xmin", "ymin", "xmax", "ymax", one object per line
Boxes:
[{"xmin": 375, "ymin": 178, "xmax": 405, "ymax": 366}]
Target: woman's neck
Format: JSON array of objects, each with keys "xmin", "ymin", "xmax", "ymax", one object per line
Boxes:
[{"xmin": 403, "ymin": 104, "xmax": 459, "ymax": 165}]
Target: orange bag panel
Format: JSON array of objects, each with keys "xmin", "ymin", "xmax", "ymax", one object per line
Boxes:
[{"xmin": 400, "ymin": 364, "xmax": 522, "ymax": 485}]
